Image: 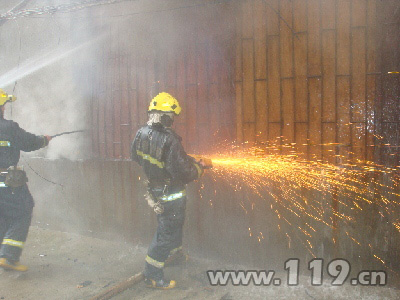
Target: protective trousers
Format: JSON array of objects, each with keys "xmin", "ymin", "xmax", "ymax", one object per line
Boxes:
[
  {"xmin": 0, "ymin": 183, "xmax": 34, "ymax": 263},
  {"xmin": 144, "ymin": 197, "xmax": 186, "ymax": 281}
]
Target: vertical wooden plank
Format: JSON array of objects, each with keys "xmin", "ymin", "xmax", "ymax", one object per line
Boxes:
[
  {"xmin": 307, "ymin": 0, "xmax": 322, "ymax": 76},
  {"xmin": 105, "ymin": 58, "xmax": 115, "ymax": 158},
  {"xmin": 113, "ymin": 58, "xmax": 122, "ymax": 159},
  {"xmin": 120, "ymin": 58, "xmax": 131, "ymax": 159},
  {"xmin": 352, "ymin": 0, "xmax": 367, "ymax": 27},
  {"xmin": 98, "ymin": 88, "xmax": 106, "ymax": 158},
  {"xmin": 322, "ymin": 123, "xmax": 336, "ymax": 163},
  {"xmin": 322, "ymin": 30, "xmax": 336, "ymax": 122},
  {"xmin": 351, "ymin": 27, "xmax": 366, "ymax": 123},
  {"xmin": 294, "ymin": 32, "xmax": 308, "ymax": 122},
  {"xmin": 196, "ymin": 43, "xmax": 210, "ymax": 144},
  {"xmin": 243, "ymin": 123, "xmax": 256, "ymax": 144},
  {"xmin": 280, "ymin": 0, "xmax": 294, "ymax": 78},
  {"xmin": 137, "ymin": 52, "xmax": 148, "ymax": 127},
  {"xmin": 146, "ymin": 54, "xmax": 156, "ymax": 102},
  {"xmin": 293, "ymin": 0, "xmax": 307, "ymax": 33},
  {"xmin": 309, "ymin": 77, "xmax": 322, "ymax": 159},
  {"xmin": 105, "ymin": 94, "xmax": 114, "ymax": 158},
  {"xmin": 128, "ymin": 88, "xmax": 138, "ymax": 139},
  {"xmin": 242, "ymin": 0, "xmax": 254, "ymax": 39},
  {"xmin": 242, "ymin": 39, "xmax": 256, "ymax": 123},
  {"xmin": 157, "ymin": 50, "xmax": 167, "ymax": 93},
  {"xmin": 282, "ymin": 79, "xmax": 295, "ymax": 143},
  {"xmin": 220, "ymin": 81, "xmax": 235, "ymax": 140},
  {"xmin": 186, "ymin": 43, "xmax": 197, "ymax": 85},
  {"xmin": 128, "ymin": 55, "xmax": 139, "ymax": 137},
  {"xmin": 366, "ymin": 75, "xmax": 376, "ymax": 161},
  {"xmin": 337, "ymin": 76, "xmax": 351, "ymax": 160},
  {"xmin": 366, "ymin": 0, "xmax": 377, "ymax": 74},
  {"xmin": 351, "ymin": 123, "xmax": 366, "ymax": 162},
  {"xmin": 209, "ymin": 83, "xmax": 220, "ymax": 141},
  {"xmin": 91, "ymin": 64, "xmax": 99, "ymax": 158},
  {"xmin": 236, "ymin": 82, "xmax": 243, "ymax": 142},
  {"xmin": 127, "ymin": 52, "xmax": 136, "ymax": 122},
  {"xmin": 186, "ymin": 85, "xmax": 197, "ymax": 153},
  {"xmin": 267, "ymin": 36, "xmax": 281, "ymax": 122},
  {"xmin": 176, "ymin": 47, "xmax": 186, "ymax": 131},
  {"xmin": 268, "ymin": 123, "xmax": 281, "ymax": 145},
  {"xmin": 208, "ymin": 43, "xmax": 220, "ymax": 85},
  {"xmin": 98, "ymin": 41, "xmax": 108, "ymax": 158},
  {"xmin": 166, "ymin": 49, "xmax": 176, "ymax": 88},
  {"xmin": 255, "ymin": 80, "xmax": 268, "ymax": 142},
  {"xmin": 337, "ymin": 0, "xmax": 351, "ymax": 75},
  {"xmin": 254, "ymin": 0, "xmax": 267, "ymax": 79},
  {"xmin": 321, "ymin": 0, "xmax": 336, "ymax": 29},
  {"xmin": 266, "ymin": 0, "xmax": 279, "ymax": 36},
  {"xmin": 220, "ymin": 55, "xmax": 236, "ymax": 130},
  {"xmin": 296, "ymin": 123, "xmax": 309, "ymax": 158},
  {"xmin": 235, "ymin": 2, "xmax": 243, "ymax": 82}
]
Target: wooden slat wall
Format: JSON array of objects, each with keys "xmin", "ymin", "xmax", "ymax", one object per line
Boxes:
[
  {"xmin": 377, "ymin": 0, "xmax": 400, "ymax": 168},
  {"xmin": 91, "ymin": 3, "xmax": 236, "ymax": 159},
  {"xmin": 90, "ymin": 0, "xmax": 393, "ymax": 165},
  {"xmin": 235, "ymin": 0, "xmax": 380, "ymax": 163}
]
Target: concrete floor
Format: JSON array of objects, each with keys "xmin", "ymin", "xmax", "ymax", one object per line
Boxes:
[{"xmin": 0, "ymin": 227, "xmax": 398, "ymax": 300}]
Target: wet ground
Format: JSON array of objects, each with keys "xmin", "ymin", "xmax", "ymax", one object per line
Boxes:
[{"xmin": 0, "ymin": 227, "xmax": 398, "ymax": 300}]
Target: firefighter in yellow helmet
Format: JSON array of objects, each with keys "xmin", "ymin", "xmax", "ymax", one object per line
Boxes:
[
  {"xmin": 0, "ymin": 89, "xmax": 52, "ymax": 272},
  {"xmin": 131, "ymin": 92, "xmax": 205, "ymax": 289}
]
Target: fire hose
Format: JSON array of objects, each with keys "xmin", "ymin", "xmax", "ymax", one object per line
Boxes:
[
  {"xmin": 50, "ymin": 130, "xmax": 85, "ymax": 138},
  {"xmin": 22, "ymin": 130, "xmax": 85, "ymax": 186},
  {"xmin": 89, "ymin": 252, "xmax": 184, "ymax": 300}
]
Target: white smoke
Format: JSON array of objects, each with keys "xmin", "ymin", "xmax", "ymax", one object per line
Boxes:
[{"xmin": 0, "ymin": 0, "xmax": 103, "ymax": 160}]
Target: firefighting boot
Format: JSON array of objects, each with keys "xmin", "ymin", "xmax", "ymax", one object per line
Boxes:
[
  {"xmin": 145, "ymin": 278, "xmax": 176, "ymax": 289},
  {"xmin": 0, "ymin": 258, "xmax": 28, "ymax": 272}
]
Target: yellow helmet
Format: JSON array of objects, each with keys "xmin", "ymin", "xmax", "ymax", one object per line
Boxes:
[
  {"xmin": 148, "ymin": 92, "xmax": 181, "ymax": 115},
  {"xmin": 0, "ymin": 89, "xmax": 17, "ymax": 106}
]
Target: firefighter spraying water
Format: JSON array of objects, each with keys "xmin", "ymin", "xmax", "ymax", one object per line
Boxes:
[{"xmin": 0, "ymin": 88, "xmax": 52, "ymax": 272}]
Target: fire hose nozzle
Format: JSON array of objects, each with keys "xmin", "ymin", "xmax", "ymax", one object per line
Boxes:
[{"xmin": 191, "ymin": 155, "xmax": 213, "ymax": 169}]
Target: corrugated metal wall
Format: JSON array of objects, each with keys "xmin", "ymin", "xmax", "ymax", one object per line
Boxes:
[{"xmin": 90, "ymin": 2, "xmax": 236, "ymax": 159}]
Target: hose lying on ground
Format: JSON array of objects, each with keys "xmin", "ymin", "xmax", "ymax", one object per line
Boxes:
[{"xmin": 89, "ymin": 252, "xmax": 184, "ymax": 300}]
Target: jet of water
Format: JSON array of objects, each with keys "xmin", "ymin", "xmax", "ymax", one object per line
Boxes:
[{"xmin": 0, "ymin": 34, "xmax": 105, "ymax": 88}]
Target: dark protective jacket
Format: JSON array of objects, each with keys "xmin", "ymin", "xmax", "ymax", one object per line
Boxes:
[
  {"xmin": 0, "ymin": 115, "xmax": 48, "ymax": 213},
  {"xmin": 131, "ymin": 124, "xmax": 203, "ymax": 194},
  {"xmin": 0, "ymin": 116, "xmax": 48, "ymax": 168}
]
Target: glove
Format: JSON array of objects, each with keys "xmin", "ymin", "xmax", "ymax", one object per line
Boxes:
[
  {"xmin": 145, "ymin": 191, "xmax": 164, "ymax": 214},
  {"xmin": 153, "ymin": 202, "xmax": 164, "ymax": 215},
  {"xmin": 145, "ymin": 191, "xmax": 156, "ymax": 208},
  {"xmin": 42, "ymin": 135, "xmax": 52, "ymax": 146},
  {"xmin": 190, "ymin": 155, "xmax": 213, "ymax": 169}
]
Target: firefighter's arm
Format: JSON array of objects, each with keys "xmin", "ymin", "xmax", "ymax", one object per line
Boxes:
[
  {"xmin": 11, "ymin": 122, "xmax": 50, "ymax": 152},
  {"xmin": 165, "ymin": 137, "xmax": 204, "ymax": 184},
  {"xmin": 130, "ymin": 129, "xmax": 142, "ymax": 162}
]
